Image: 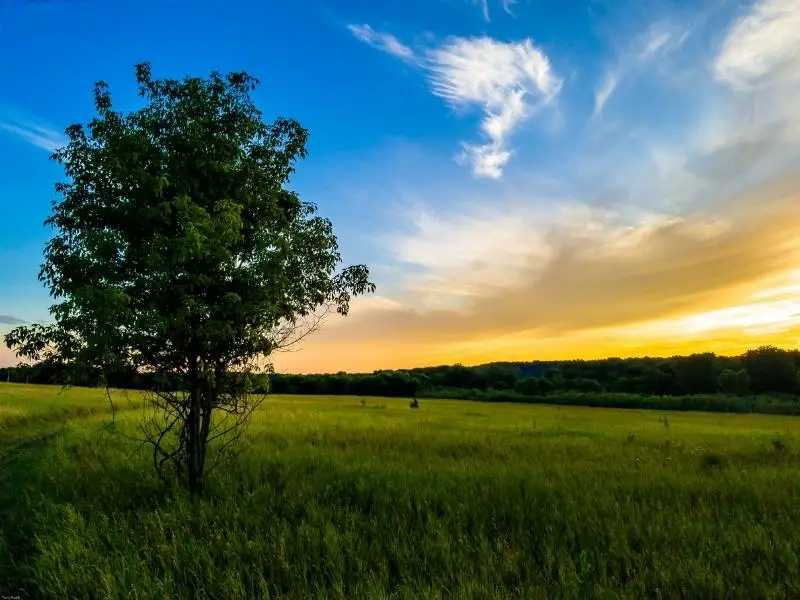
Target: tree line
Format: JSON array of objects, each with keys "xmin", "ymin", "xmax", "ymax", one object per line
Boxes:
[{"xmin": 5, "ymin": 345, "xmax": 799, "ymax": 409}]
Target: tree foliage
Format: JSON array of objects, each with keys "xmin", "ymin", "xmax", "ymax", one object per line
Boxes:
[
  {"xmin": 675, "ymin": 353, "xmax": 719, "ymax": 395},
  {"xmin": 742, "ymin": 346, "xmax": 798, "ymax": 394},
  {"xmin": 4, "ymin": 63, "xmax": 375, "ymax": 493},
  {"xmin": 718, "ymin": 368, "xmax": 750, "ymax": 396}
]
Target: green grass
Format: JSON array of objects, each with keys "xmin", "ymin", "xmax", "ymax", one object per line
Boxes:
[{"xmin": 2, "ymin": 383, "xmax": 800, "ymax": 599}]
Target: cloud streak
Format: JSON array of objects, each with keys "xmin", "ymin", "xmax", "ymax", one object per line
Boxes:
[
  {"xmin": 471, "ymin": 0, "xmax": 517, "ymax": 22},
  {"xmin": 0, "ymin": 106, "xmax": 65, "ymax": 152},
  {"xmin": 594, "ymin": 21, "xmax": 690, "ymax": 116},
  {"xmin": 347, "ymin": 24, "xmax": 416, "ymax": 63}
]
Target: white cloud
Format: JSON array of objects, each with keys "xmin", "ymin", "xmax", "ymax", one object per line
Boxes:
[
  {"xmin": 347, "ymin": 24, "xmax": 416, "ymax": 63},
  {"xmin": 385, "ymin": 198, "xmax": 664, "ymax": 310},
  {"xmin": 637, "ymin": 27, "xmax": 674, "ymax": 61},
  {"xmin": 594, "ymin": 22, "xmax": 690, "ymax": 116},
  {"xmin": 425, "ymin": 36, "xmax": 562, "ymax": 178},
  {"xmin": 593, "ymin": 72, "xmax": 620, "ymax": 116},
  {"xmin": 714, "ymin": 0, "xmax": 800, "ymax": 89},
  {"xmin": 390, "ymin": 202, "xmax": 549, "ymax": 284},
  {"xmin": 344, "ymin": 23, "xmax": 562, "ymax": 178},
  {"xmin": 0, "ymin": 119, "xmax": 65, "ymax": 152}
]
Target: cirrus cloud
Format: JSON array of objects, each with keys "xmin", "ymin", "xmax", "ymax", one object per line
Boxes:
[
  {"xmin": 470, "ymin": 0, "xmax": 517, "ymax": 22},
  {"xmin": 346, "ymin": 24, "xmax": 416, "ymax": 63},
  {"xmin": 347, "ymin": 25, "xmax": 563, "ymax": 179},
  {"xmin": 0, "ymin": 104, "xmax": 66, "ymax": 152},
  {"xmin": 594, "ymin": 21, "xmax": 691, "ymax": 116},
  {"xmin": 424, "ymin": 36, "xmax": 562, "ymax": 179}
]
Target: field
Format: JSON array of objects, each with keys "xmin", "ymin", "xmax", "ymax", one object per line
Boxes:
[{"xmin": 2, "ymin": 384, "xmax": 800, "ymax": 599}]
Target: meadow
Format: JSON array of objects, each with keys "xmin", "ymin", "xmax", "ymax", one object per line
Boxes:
[{"xmin": 2, "ymin": 383, "xmax": 800, "ymax": 599}]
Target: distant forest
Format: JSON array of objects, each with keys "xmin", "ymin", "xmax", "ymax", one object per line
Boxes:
[{"xmin": 4, "ymin": 345, "xmax": 800, "ymax": 414}]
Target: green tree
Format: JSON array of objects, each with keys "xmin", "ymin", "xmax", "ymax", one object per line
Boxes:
[
  {"xmin": 515, "ymin": 377, "xmax": 552, "ymax": 396},
  {"xmin": 441, "ymin": 364, "xmax": 477, "ymax": 389},
  {"xmin": 481, "ymin": 364, "xmax": 521, "ymax": 390},
  {"xmin": 544, "ymin": 367, "xmax": 566, "ymax": 389},
  {"xmin": 717, "ymin": 368, "xmax": 750, "ymax": 396},
  {"xmin": 675, "ymin": 353, "xmax": 719, "ymax": 394},
  {"xmin": 742, "ymin": 346, "xmax": 798, "ymax": 394},
  {"xmin": 572, "ymin": 378, "xmax": 604, "ymax": 393},
  {"xmin": 4, "ymin": 63, "xmax": 374, "ymax": 494}
]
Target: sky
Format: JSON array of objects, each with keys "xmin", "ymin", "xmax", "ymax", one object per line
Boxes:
[{"xmin": 1, "ymin": 0, "xmax": 800, "ymax": 373}]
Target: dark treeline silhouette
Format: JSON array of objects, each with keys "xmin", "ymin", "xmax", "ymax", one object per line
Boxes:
[{"xmin": 3, "ymin": 345, "xmax": 800, "ymax": 414}]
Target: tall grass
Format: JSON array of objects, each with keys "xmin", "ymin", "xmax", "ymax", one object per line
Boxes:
[{"xmin": 2, "ymin": 384, "xmax": 800, "ymax": 598}]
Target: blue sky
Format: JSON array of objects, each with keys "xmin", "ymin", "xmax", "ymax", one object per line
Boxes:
[{"xmin": 2, "ymin": 0, "xmax": 800, "ymax": 371}]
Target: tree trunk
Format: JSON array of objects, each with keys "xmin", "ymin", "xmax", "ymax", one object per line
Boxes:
[
  {"xmin": 198, "ymin": 383, "xmax": 214, "ymax": 477},
  {"xmin": 187, "ymin": 355, "xmax": 203, "ymax": 495}
]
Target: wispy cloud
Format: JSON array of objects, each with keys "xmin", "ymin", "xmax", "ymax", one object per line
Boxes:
[
  {"xmin": 347, "ymin": 24, "xmax": 416, "ymax": 63},
  {"xmin": 0, "ymin": 106, "xmax": 65, "ymax": 152},
  {"xmin": 593, "ymin": 72, "xmax": 620, "ymax": 117},
  {"xmin": 594, "ymin": 21, "xmax": 691, "ymax": 116},
  {"xmin": 471, "ymin": 0, "xmax": 517, "ymax": 22},
  {"xmin": 387, "ymin": 200, "xmax": 553, "ymax": 308},
  {"xmin": 714, "ymin": 0, "xmax": 800, "ymax": 89},
  {"xmin": 347, "ymin": 26, "xmax": 563, "ymax": 179},
  {"xmin": 637, "ymin": 26, "xmax": 677, "ymax": 61},
  {"xmin": 425, "ymin": 37, "xmax": 562, "ymax": 178}
]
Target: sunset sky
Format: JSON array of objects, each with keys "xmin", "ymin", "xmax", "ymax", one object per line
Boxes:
[{"xmin": 1, "ymin": 0, "xmax": 799, "ymax": 373}]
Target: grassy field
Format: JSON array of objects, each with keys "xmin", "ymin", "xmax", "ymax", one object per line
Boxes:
[{"xmin": 2, "ymin": 383, "xmax": 800, "ymax": 599}]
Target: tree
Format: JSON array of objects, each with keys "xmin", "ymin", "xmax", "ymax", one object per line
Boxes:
[
  {"xmin": 717, "ymin": 368, "xmax": 750, "ymax": 396},
  {"xmin": 440, "ymin": 364, "xmax": 477, "ymax": 389},
  {"xmin": 481, "ymin": 364, "xmax": 521, "ymax": 390},
  {"xmin": 515, "ymin": 377, "xmax": 552, "ymax": 396},
  {"xmin": 742, "ymin": 346, "xmax": 798, "ymax": 394},
  {"xmin": 572, "ymin": 378, "xmax": 604, "ymax": 393},
  {"xmin": 4, "ymin": 63, "xmax": 375, "ymax": 495},
  {"xmin": 675, "ymin": 353, "xmax": 719, "ymax": 394},
  {"xmin": 544, "ymin": 367, "xmax": 565, "ymax": 390}
]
